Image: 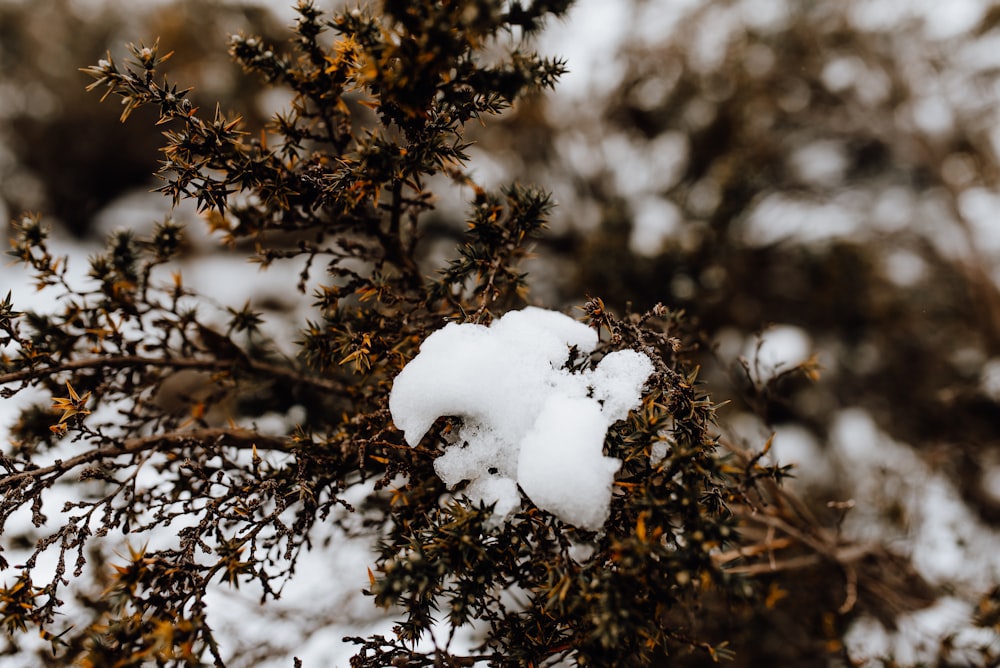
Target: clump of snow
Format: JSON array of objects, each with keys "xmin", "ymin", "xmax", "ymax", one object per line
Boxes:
[
  {"xmin": 389, "ymin": 307, "xmax": 654, "ymax": 530},
  {"xmin": 517, "ymin": 396, "xmax": 622, "ymax": 530}
]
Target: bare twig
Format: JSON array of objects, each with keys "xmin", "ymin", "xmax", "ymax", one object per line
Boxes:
[
  {"xmin": 1, "ymin": 427, "xmax": 289, "ymax": 492},
  {"xmin": 0, "ymin": 354, "xmax": 344, "ymax": 393}
]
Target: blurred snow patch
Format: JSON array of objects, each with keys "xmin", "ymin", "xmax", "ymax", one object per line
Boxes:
[
  {"xmin": 911, "ymin": 94, "xmax": 954, "ymax": 136},
  {"xmin": 920, "ymin": 0, "xmax": 986, "ymax": 40},
  {"xmin": 630, "ymin": 196, "xmax": 681, "ymax": 256},
  {"xmin": 767, "ymin": 424, "xmax": 828, "ymax": 488},
  {"xmin": 632, "ymin": 0, "xmax": 703, "ymax": 46},
  {"xmin": 871, "ymin": 186, "xmax": 915, "ymax": 233},
  {"xmin": 915, "ymin": 189, "xmax": 967, "ymax": 260},
  {"xmin": 603, "ymin": 131, "xmax": 688, "ymax": 198},
  {"xmin": 830, "ymin": 409, "xmax": 1000, "ymax": 591},
  {"xmin": 650, "ymin": 439, "xmax": 671, "ymax": 466},
  {"xmin": 845, "ymin": 597, "xmax": 997, "ymax": 667},
  {"xmin": 789, "ymin": 141, "xmax": 848, "ymax": 187},
  {"xmin": 882, "ymin": 249, "xmax": 926, "ymax": 287},
  {"xmin": 979, "ymin": 357, "xmax": 1000, "ymax": 401},
  {"xmin": 743, "ymin": 324, "xmax": 812, "ymax": 382},
  {"xmin": 721, "ymin": 411, "xmax": 767, "ymax": 446},
  {"xmin": 203, "ymin": 515, "xmax": 388, "ymax": 667},
  {"xmin": 849, "ymin": 0, "xmax": 984, "ymax": 39},
  {"xmin": 848, "ymin": 1, "xmax": 909, "ymax": 32},
  {"xmin": 687, "ymin": 3, "xmax": 740, "ymax": 73},
  {"xmin": 742, "ymin": 193, "xmax": 859, "ymax": 246},
  {"xmin": 910, "ymin": 474, "xmax": 1000, "ymax": 589},
  {"xmin": 541, "ymin": 0, "xmax": 630, "ymax": 97},
  {"xmin": 720, "ymin": 413, "xmax": 829, "ymax": 488},
  {"xmin": 465, "ymin": 145, "xmax": 510, "ymax": 189},
  {"xmin": 92, "ymin": 188, "xmax": 176, "ymax": 238},
  {"xmin": 739, "ymin": 0, "xmax": 789, "ymax": 31},
  {"xmin": 958, "ymin": 187, "xmax": 1000, "ymax": 254},
  {"xmin": 821, "ymin": 56, "xmax": 891, "ymax": 106},
  {"xmin": 711, "ymin": 326, "xmax": 744, "ymax": 362},
  {"xmin": 255, "ymin": 86, "xmax": 295, "ymax": 119}
]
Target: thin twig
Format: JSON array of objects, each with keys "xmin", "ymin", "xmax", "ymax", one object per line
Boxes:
[
  {"xmin": 1, "ymin": 427, "xmax": 289, "ymax": 491},
  {"xmin": 0, "ymin": 354, "xmax": 344, "ymax": 392}
]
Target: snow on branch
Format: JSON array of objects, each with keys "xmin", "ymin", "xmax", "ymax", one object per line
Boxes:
[{"xmin": 389, "ymin": 307, "xmax": 653, "ymax": 529}]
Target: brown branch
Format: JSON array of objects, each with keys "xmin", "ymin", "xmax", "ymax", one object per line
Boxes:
[
  {"xmin": 0, "ymin": 354, "xmax": 343, "ymax": 392},
  {"xmin": 715, "ymin": 436, "xmax": 877, "ymax": 612},
  {"xmin": 1, "ymin": 427, "xmax": 289, "ymax": 491},
  {"xmin": 715, "ymin": 542, "xmax": 874, "ymax": 576},
  {"xmin": 712, "ymin": 536, "xmax": 795, "ymax": 564},
  {"xmin": 732, "ymin": 506, "xmax": 837, "ymax": 557},
  {"xmin": 720, "ymin": 500, "xmax": 877, "ymax": 614},
  {"xmin": 383, "ymin": 177, "xmax": 423, "ymax": 289}
]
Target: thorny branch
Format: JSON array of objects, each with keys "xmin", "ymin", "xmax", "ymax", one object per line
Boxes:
[
  {"xmin": 0, "ymin": 428, "xmax": 288, "ymax": 492},
  {"xmin": 0, "ymin": 355, "xmax": 345, "ymax": 394}
]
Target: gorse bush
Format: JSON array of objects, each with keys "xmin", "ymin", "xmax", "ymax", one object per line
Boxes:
[{"xmin": 0, "ymin": 1, "xmax": 904, "ymax": 666}]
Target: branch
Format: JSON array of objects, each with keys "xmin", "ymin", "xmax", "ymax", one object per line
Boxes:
[
  {"xmin": 714, "ymin": 541, "xmax": 874, "ymax": 576},
  {"xmin": 383, "ymin": 177, "xmax": 423, "ymax": 288},
  {"xmin": 0, "ymin": 354, "xmax": 344, "ymax": 392},
  {"xmin": 1, "ymin": 427, "xmax": 289, "ymax": 492}
]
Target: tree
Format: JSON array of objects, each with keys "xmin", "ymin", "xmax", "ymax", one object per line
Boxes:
[
  {"xmin": 3, "ymin": 1, "xmax": 997, "ymax": 667},
  {"xmin": 0, "ymin": 1, "xmax": 783, "ymax": 665}
]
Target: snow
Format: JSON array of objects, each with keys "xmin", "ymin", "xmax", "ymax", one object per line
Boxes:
[
  {"xmin": 540, "ymin": 0, "xmax": 631, "ymax": 97},
  {"xmin": 882, "ymin": 249, "xmax": 926, "ymax": 287},
  {"xmin": 742, "ymin": 324, "xmax": 813, "ymax": 383},
  {"xmin": 979, "ymin": 357, "xmax": 1000, "ymax": 401},
  {"xmin": 788, "ymin": 140, "xmax": 849, "ymax": 188},
  {"xmin": 958, "ymin": 187, "xmax": 1000, "ymax": 254},
  {"xmin": 723, "ymin": 405, "xmax": 1000, "ymax": 665},
  {"xmin": 389, "ymin": 307, "xmax": 654, "ymax": 530},
  {"xmin": 826, "ymin": 409, "xmax": 1000, "ymax": 662},
  {"xmin": 601, "ymin": 131, "xmax": 688, "ymax": 199},
  {"xmin": 518, "ymin": 396, "xmax": 621, "ymax": 531},
  {"xmin": 845, "ymin": 597, "xmax": 997, "ymax": 667},
  {"xmin": 766, "ymin": 424, "xmax": 828, "ymax": 488},
  {"xmin": 741, "ymin": 192, "xmax": 862, "ymax": 246},
  {"xmin": 630, "ymin": 197, "xmax": 682, "ymax": 257}
]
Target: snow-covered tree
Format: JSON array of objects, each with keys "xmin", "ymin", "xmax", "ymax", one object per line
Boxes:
[{"xmin": 4, "ymin": 1, "xmax": 1000, "ymax": 667}]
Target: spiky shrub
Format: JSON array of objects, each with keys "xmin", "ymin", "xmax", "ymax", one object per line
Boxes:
[{"xmin": 1, "ymin": 1, "xmax": 793, "ymax": 665}]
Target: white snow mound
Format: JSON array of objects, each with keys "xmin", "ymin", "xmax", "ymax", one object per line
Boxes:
[{"xmin": 388, "ymin": 306, "xmax": 654, "ymax": 529}]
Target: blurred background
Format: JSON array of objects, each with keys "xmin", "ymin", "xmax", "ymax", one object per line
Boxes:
[{"xmin": 3, "ymin": 0, "xmax": 1000, "ymax": 665}]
